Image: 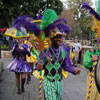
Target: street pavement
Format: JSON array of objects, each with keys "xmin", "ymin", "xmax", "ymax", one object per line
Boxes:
[{"xmin": 0, "ymin": 58, "xmax": 87, "ymax": 100}]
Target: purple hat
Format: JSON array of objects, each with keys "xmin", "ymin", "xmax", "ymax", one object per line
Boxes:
[{"xmin": 44, "ymin": 18, "xmax": 71, "ymax": 37}]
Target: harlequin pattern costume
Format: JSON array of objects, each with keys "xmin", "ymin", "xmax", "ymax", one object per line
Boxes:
[
  {"xmin": 40, "ymin": 45, "xmax": 76, "ymax": 100},
  {"xmin": 36, "ymin": 9, "xmax": 81, "ymax": 100}
]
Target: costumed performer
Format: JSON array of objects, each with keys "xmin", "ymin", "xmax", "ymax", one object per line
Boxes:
[
  {"xmin": 82, "ymin": 3, "xmax": 100, "ymax": 100},
  {"xmin": 7, "ymin": 38, "xmax": 31, "ymax": 94},
  {"xmin": 37, "ymin": 9, "xmax": 81, "ymax": 100}
]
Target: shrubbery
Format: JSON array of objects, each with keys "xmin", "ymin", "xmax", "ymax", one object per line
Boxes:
[{"xmin": 1, "ymin": 45, "xmax": 8, "ymax": 50}]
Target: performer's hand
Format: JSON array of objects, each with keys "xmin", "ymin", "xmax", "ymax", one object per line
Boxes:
[
  {"xmin": 91, "ymin": 55, "xmax": 98, "ymax": 62},
  {"xmin": 74, "ymin": 69, "xmax": 81, "ymax": 75},
  {"xmin": 37, "ymin": 63, "xmax": 43, "ymax": 70}
]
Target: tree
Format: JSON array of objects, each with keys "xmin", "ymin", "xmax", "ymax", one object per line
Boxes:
[
  {"xmin": 0, "ymin": 0, "xmax": 63, "ymax": 28},
  {"xmin": 63, "ymin": 0, "xmax": 94, "ymax": 39},
  {"xmin": 59, "ymin": 9, "xmax": 74, "ymax": 39}
]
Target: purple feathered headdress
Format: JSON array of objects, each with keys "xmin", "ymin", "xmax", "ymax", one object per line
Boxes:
[
  {"xmin": 81, "ymin": 3, "xmax": 100, "ymax": 21},
  {"xmin": 44, "ymin": 18, "xmax": 71, "ymax": 37},
  {"xmin": 13, "ymin": 15, "xmax": 41, "ymax": 36}
]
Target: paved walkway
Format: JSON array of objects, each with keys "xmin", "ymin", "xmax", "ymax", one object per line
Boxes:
[{"xmin": 0, "ymin": 58, "xmax": 87, "ymax": 100}]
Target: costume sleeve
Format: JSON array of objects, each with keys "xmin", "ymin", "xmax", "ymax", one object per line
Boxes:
[
  {"xmin": 26, "ymin": 49, "xmax": 31, "ymax": 56},
  {"xmin": 22, "ymin": 44, "xmax": 29, "ymax": 49},
  {"xmin": 83, "ymin": 50, "xmax": 93, "ymax": 69},
  {"xmin": 62, "ymin": 51, "xmax": 76, "ymax": 74},
  {"xmin": 22, "ymin": 44, "xmax": 30, "ymax": 56}
]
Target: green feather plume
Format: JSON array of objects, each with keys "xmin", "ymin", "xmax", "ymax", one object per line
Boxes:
[{"xmin": 41, "ymin": 9, "xmax": 58, "ymax": 30}]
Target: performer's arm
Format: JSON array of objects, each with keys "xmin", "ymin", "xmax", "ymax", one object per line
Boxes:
[
  {"xmin": 83, "ymin": 50, "xmax": 93, "ymax": 69},
  {"xmin": 22, "ymin": 44, "xmax": 31, "ymax": 56},
  {"xmin": 26, "ymin": 49, "xmax": 31, "ymax": 56},
  {"xmin": 62, "ymin": 51, "xmax": 80, "ymax": 75}
]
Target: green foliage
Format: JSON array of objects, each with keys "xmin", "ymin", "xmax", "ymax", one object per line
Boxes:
[
  {"xmin": 66, "ymin": 0, "xmax": 94, "ymax": 39},
  {"xmin": 95, "ymin": 0, "xmax": 100, "ymax": 15},
  {"xmin": 1, "ymin": 44, "xmax": 8, "ymax": 50},
  {"xmin": 0, "ymin": 0, "xmax": 63, "ymax": 28}
]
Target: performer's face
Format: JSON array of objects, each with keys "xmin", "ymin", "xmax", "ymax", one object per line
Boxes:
[
  {"xmin": 51, "ymin": 35, "xmax": 63, "ymax": 48},
  {"xmin": 18, "ymin": 38, "xmax": 24, "ymax": 43}
]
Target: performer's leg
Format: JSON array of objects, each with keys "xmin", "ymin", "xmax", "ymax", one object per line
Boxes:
[
  {"xmin": 15, "ymin": 72, "xmax": 21, "ymax": 94},
  {"xmin": 21, "ymin": 73, "xmax": 26, "ymax": 92},
  {"xmin": 56, "ymin": 80, "xmax": 63, "ymax": 100},
  {"xmin": 30, "ymin": 63, "xmax": 33, "ymax": 73},
  {"xmin": 27, "ymin": 62, "xmax": 33, "ymax": 84},
  {"xmin": 43, "ymin": 78, "xmax": 57, "ymax": 100}
]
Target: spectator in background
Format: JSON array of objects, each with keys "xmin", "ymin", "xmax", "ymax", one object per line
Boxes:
[
  {"xmin": 6, "ymin": 36, "xmax": 10, "ymax": 45},
  {"xmin": 89, "ymin": 40, "xmax": 94, "ymax": 46},
  {"xmin": 72, "ymin": 36, "xmax": 82, "ymax": 67}
]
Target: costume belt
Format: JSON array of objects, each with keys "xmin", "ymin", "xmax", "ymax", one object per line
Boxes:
[{"xmin": 46, "ymin": 75, "xmax": 62, "ymax": 82}]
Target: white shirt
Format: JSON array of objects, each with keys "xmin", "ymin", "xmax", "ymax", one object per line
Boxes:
[{"xmin": 73, "ymin": 42, "xmax": 82, "ymax": 52}]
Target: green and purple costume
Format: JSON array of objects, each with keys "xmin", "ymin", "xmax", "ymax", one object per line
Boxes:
[
  {"xmin": 84, "ymin": 48, "xmax": 100, "ymax": 69},
  {"xmin": 83, "ymin": 48, "xmax": 100, "ymax": 100},
  {"xmin": 39, "ymin": 46, "xmax": 76, "ymax": 100}
]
